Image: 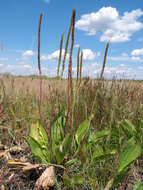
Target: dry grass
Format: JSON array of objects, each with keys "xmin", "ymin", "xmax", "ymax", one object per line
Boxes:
[
  {"xmin": 0, "ymin": 74, "xmax": 143, "ymax": 189},
  {"xmin": 1, "ymin": 75, "xmax": 143, "ymax": 142}
]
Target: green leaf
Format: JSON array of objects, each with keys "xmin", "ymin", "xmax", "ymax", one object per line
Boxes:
[
  {"xmin": 65, "ymin": 158, "xmax": 79, "ymax": 167},
  {"xmin": 118, "ymin": 137, "xmax": 141, "ymax": 173},
  {"xmin": 71, "ymin": 175, "xmax": 84, "ymax": 184},
  {"xmin": 91, "ymin": 144, "xmax": 117, "ymax": 164},
  {"xmin": 24, "ymin": 137, "xmax": 49, "ymax": 163},
  {"xmin": 63, "ymin": 173, "xmax": 84, "ymax": 188},
  {"xmin": 75, "ymin": 114, "xmax": 93, "ymax": 146},
  {"xmin": 62, "ymin": 133, "xmax": 71, "ymax": 155},
  {"xmin": 133, "ymin": 181, "xmax": 143, "ymax": 190},
  {"xmin": 106, "ymin": 147, "xmax": 117, "ymax": 155},
  {"xmin": 112, "ymin": 167, "xmax": 130, "ymax": 188},
  {"xmin": 120, "ymin": 120, "xmax": 137, "ymax": 138},
  {"xmin": 51, "ymin": 132, "xmax": 71, "ymax": 164},
  {"xmin": 29, "ymin": 122, "xmax": 49, "ymax": 148},
  {"xmin": 92, "ymin": 145, "xmax": 104, "ymax": 159},
  {"xmin": 91, "ymin": 145, "xmax": 104, "ymax": 164},
  {"xmin": 89, "ymin": 130, "xmax": 111, "ymax": 143},
  {"xmin": 51, "ymin": 116, "xmax": 64, "ymax": 144},
  {"xmin": 50, "ymin": 116, "xmax": 65, "ymax": 162},
  {"xmin": 55, "ymin": 147, "xmax": 65, "ymax": 164}
]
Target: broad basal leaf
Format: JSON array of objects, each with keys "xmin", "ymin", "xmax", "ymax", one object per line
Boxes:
[
  {"xmin": 51, "ymin": 116, "xmax": 65, "ymax": 158},
  {"xmin": 24, "ymin": 137, "xmax": 49, "ymax": 163},
  {"xmin": 89, "ymin": 130, "xmax": 111, "ymax": 144},
  {"xmin": 91, "ymin": 145, "xmax": 104, "ymax": 161},
  {"xmin": 54, "ymin": 134, "xmax": 71, "ymax": 164},
  {"xmin": 55, "ymin": 147, "xmax": 65, "ymax": 164},
  {"xmin": 120, "ymin": 120, "xmax": 137, "ymax": 138},
  {"xmin": 118, "ymin": 137, "xmax": 141, "ymax": 173},
  {"xmin": 51, "ymin": 116, "xmax": 64, "ymax": 145},
  {"xmin": 29, "ymin": 122, "xmax": 49, "ymax": 148},
  {"xmin": 62, "ymin": 133, "xmax": 71, "ymax": 155},
  {"xmin": 75, "ymin": 114, "xmax": 93, "ymax": 146}
]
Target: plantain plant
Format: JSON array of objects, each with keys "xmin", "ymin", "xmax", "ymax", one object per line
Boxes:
[
  {"xmin": 24, "ymin": 9, "xmax": 94, "ymax": 188},
  {"xmin": 24, "ymin": 8, "xmax": 143, "ymax": 190},
  {"xmin": 25, "ymin": 114, "xmax": 93, "ymax": 165}
]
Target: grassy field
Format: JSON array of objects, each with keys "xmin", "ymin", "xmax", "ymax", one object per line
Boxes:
[
  {"xmin": 1, "ymin": 74, "xmax": 143, "ymax": 142},
  {"xmin": 0, "ymin": 74, "xmax": 143, "ymax": 189}
]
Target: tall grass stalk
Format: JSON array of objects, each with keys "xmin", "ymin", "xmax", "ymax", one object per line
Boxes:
[
  {"xmin": 64, "ymin": 9, "xmax": 75, "ymax": 135},
  {"xmin": 61, "ymin": 11, "xmax": 73, "ymax": 78},
  {"xmin": 38, "ymin": 13, "xmax": 43, "ymax": 124},
  {"xmin": 91, "ymin": 41, "xmax": 109, "ymax": 114},
  {"xmin": 99, "ymin": 41, "xmax": 109, "ymax": 81},
  {"xmin": 79, "ymin": 51, "xmax": 83, "ymax": 85},
  {"xmin": 38, "ymin": 13, "xmax": 50, "ymax": 141},
  {"xmin": 57, "ymin": 33, "xmax": 64, "ymax": 79},
  {"xmin": 70, "ymin": 9, "xmax": 76, "ymax": 134},
  {"xmin": 76, "ymin": 46, "xmax": 80, "ymax": 85}
]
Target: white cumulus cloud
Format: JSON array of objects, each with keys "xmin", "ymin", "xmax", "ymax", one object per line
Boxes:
[
  {"xmin": 108, "ymin": 51, "xmax": 143, "ymax": 63},
  {"xmin": 22, "ymin": 50, "xmax": 34, "ymax": 60},
  {"xmin": 23, "ymin": 64, "xmax": 32, "ymax": 69},
  {"xmin": 82, "ymin": 49, "xmax": 97, "ymax": 61},
  {"xmin": 131, "ymin": 56, "xmax": 143, "ymax": 62},
  {"xmin": 75, "ymin": 7, "xmax": 143, "ymax": 42},
  {"xmin": 131, "ymin": 48, "xmax": 143, "ymax": 56},
  {"xmin": 41, "ymin": 49, "xmax": 69, "ymax": 61}
]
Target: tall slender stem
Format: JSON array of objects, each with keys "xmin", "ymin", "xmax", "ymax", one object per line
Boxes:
[
  {"xmin": 38, "ymin": 13, "xmax": 43, "ymax": 125},
  {"xmin": 57, "ymin": 33, "xmax": 64, "ymax": 78},
  {"xmin": 64, "ymin": 9, "xmax": 76, "ymax": 135},
  {"xmin": 38, "ymin": 13, "xmax": 49, "ymax": 139},
  {"xmin": 99, "ymin": 42, "xmax": 110, "ymax": 80},
  {"xmin": 69, "ymin": 9, "xmax": 75, "ymax": 134},
  {"xmin": 76, "ymin": 46, "xmax": 80, "ymax": 85}
]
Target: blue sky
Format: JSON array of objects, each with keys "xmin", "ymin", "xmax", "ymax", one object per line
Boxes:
[{"xmin": 0, "ymin": 0, "xmax": 143, "ymax": 79}]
